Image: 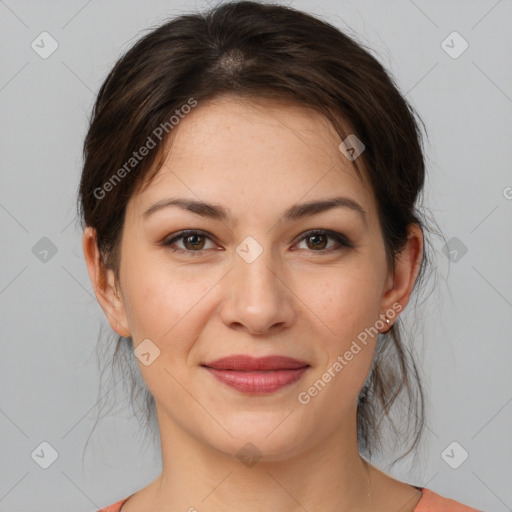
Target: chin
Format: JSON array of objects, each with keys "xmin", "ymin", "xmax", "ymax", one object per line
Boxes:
[{"xmin": 204, "ymin": 414, "xmax": 318, "ymax": 463}]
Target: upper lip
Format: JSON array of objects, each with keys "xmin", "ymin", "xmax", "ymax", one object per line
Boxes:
[{"xmin": 202, "ymin": 355, "xmax": 310, "ymax": 371}]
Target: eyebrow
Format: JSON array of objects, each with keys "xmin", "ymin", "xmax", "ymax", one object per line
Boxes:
[{"xmin": 142, "ymin": 196, "xmax": 367, "ymax": 223}]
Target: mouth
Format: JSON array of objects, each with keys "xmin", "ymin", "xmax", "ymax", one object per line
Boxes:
[{"xmin": 201, "ymin": 355, "xmax": 310, "ymax": 394}]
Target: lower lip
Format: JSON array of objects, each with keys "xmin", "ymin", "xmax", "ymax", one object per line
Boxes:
[{"xmin": 204, "ymin": 367, "xmax": 309, "ymax": 394}]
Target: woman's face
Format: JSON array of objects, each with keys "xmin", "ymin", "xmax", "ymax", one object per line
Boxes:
[{"xmin": 89, "ymin": 95, "xmax": 416, "ymax": 461}]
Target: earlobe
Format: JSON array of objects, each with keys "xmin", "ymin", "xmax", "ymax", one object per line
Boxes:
[
  {"xmin": 82, "ymin": 226, "xmax": 131, "ymax": 338},
  {"xmin": 380, "ymin": 223, "xmax": 424, "ymax": 325}
]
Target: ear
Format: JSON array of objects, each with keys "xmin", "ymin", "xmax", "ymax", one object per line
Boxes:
[
  {"xmin": 82, "ymin": 226, "xmax": 131, "ymax": 338},
  {"xmin": 380, "ymin": 223, "xmax": 424, "ymax": 329}
]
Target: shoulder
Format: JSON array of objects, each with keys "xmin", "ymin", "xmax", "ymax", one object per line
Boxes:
[
  {"xmin": 415, "ymin": 488, "xmax": 482, "ymax": 512},
  {"xmin": 96, "ymin": 497, "xmax": 129, "ymax": 512},
  {"xmin": 95, "ymin": 488, "xmax": 482, "ymax": 512}
]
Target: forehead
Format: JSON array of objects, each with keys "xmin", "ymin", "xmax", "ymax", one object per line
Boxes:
[
  {"xmin": 164, "ymin": 95, "xmax": 353, "ymax": 167},
  {"xmin": 129, "ymin": 95, "xmax": 378, "ymax": 225}
]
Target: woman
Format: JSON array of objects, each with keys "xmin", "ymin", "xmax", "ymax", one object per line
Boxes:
[{"xmin": 79, "ymin": 1, "xmax": 481, "ymax": 510}]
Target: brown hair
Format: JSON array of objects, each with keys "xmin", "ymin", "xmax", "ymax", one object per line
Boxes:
[{"xmin": 78, "ymin": 0, "xmax": 441, "ymax": 465}]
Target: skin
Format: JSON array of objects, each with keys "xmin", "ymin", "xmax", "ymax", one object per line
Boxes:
[{"xmin": 83, "ymin": 95, "xmax": 424, "ymax": 512}]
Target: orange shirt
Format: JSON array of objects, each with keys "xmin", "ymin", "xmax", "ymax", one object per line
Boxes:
[{"xmin": 98, "ymin": 487, "xmax": 482, "ymax": 511}]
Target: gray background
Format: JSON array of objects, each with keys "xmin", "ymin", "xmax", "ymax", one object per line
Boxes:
[{"xmin": 1, "ymin": 0, "xmax": 511, "ymax": 511}]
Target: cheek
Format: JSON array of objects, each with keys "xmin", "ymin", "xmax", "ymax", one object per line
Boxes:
[
  {"xmin": 295, "ymin": 280, "xmax": 380, "ymax": 420},
  {"xmin": 120, "ymin": 251, "xmax": 218, "ymax": 349},
  {"xmin": 305, "ymin": 268, "xmax": 383, "ymax": 344},
  {"xmin": 294, "ymin": 264, "xmax": 383, "ymax": 399},
  {"xmin": 119, "ymin": 256, "xmax": 215, "ymax": 398}
]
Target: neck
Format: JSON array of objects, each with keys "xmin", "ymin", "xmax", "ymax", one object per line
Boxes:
[{"xmin": 146, "ymin": 406, "xmax": 374, "ymax": 512}]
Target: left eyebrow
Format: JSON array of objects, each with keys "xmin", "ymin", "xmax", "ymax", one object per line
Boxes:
[
  {"xmin": 142, "ymin": 196, "xmax": 367, "ymax": 224},
  {"xmin": 283, "ymin": 197, "xmax": 367, "ymax": 223}
]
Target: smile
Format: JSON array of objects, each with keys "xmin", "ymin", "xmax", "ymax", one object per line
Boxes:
[{"xmin": 201, "ymin": 355, "xmax": 310, "ymax": 394}]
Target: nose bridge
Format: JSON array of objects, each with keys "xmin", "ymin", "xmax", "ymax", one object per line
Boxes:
[
  {"xmin": 235, "ymin": 236, "xmax": 281, "ymax": 304},
  {"xmin": 223, "ymin": 234, "xmax": 293, "ymax": 333}
]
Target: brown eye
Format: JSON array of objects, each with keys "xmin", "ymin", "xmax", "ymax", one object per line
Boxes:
[
  {"xmin": 296, "ymin": 230, "xmax": 353, "ymax": 253},
  {"xmin": 305, "ymin": 233, "xmax": 328, "ymax": 250},
  {"xmin": 183, "ymin": 233, "xmax": 206, "ymax": 250},
  {"xmin": 162, "ymin": 230, "xmax": 217, "ymax": 255}
]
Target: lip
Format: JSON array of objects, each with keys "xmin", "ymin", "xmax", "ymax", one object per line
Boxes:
[
  {"xmin": 202, "ymin": 355, "xmax": 310, "ymax": 394},
  {"xmin": 204, "ymin": 355, "xmax": 309, "ymax": 371}
]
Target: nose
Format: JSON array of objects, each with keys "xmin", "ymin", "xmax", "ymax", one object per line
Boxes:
[{"xmin": 219, "ymin": 244, "xmax": 297, "ymax": 336}]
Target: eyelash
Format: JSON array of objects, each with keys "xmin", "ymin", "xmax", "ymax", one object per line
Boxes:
[{"xmin": 161, "ymin": 229, "xmax": 354, "ymax": 256}]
